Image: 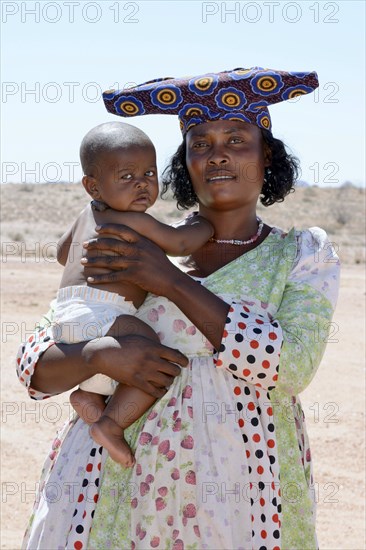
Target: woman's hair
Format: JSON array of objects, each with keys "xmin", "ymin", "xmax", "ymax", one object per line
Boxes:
[{"xmin": 161, "ymin": 129, "xmax": 300, "ymax": 209}]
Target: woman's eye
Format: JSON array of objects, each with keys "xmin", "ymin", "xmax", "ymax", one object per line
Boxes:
[
  {"xmin": 193, "ymin": 142, "xmax": 208, "ymax": 149},
  {"xmin": 230, "ymin": 137, "xmax": 243, "ymax": 143}
]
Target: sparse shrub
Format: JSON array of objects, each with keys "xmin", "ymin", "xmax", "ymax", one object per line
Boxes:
[{"xmin": 9, "ymin": 232, "xmax": 24, "ymax": 242}]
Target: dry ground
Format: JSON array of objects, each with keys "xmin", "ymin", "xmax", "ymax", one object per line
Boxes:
[{"xmin": 1, "ymin": 184, "xmax": 365, "ymax": 549}]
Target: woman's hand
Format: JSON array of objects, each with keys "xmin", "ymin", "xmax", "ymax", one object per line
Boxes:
[
  {"xmin": 82, "ymin": 224, "xmax": 183, "ymax": 297},
  {"xmin": 90, "ymin": 335, "xmax": 188, "ymax": 398}
]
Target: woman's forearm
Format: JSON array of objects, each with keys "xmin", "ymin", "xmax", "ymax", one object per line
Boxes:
[
  {"xmin": 165, "ymin": 270, "xmax": 230, "ymax": 349},
  {"xmin": 30, "ymin": 340, "xmax": 97, "ymax": 394}
]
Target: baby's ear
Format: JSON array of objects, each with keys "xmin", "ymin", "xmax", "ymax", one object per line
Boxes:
[{"xmin": 82, "ymin": 175, "xmax": 101, "ymax": 199}]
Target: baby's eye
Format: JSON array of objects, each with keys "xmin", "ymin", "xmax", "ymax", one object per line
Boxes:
[
  {"xmin": 145, "ymin": 170, "xmax": 155, "ymax": 177},
  {"xmin": 121, "ymin": 173, "xmax": 133, "ymax": 180}
]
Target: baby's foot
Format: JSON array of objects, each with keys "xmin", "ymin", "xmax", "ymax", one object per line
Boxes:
[
  {"xmin": 90, "ymin": 416, "xmax": 135, "ymax": 467},
  {"xmin": 70, "ymin": 389, "xmax": 106, "ymax": 425}
]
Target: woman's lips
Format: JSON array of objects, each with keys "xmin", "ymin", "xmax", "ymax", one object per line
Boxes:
[{"xmin": 206, "ymin": 172, "xmax": 236, "ymax": 183}]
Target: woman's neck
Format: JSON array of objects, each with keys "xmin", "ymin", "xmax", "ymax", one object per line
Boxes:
[{"xmin": 198, "ymin": 205, "xmax": 259, "ymax": 241}]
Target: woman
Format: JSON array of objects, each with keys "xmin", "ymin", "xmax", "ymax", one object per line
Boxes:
[{"xmin": 17, "ymin": 68, "xmax": 340, "ymax": 549}]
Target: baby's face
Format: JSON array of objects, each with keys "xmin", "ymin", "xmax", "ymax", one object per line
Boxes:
[{"xmin": 93, "ymin": 144, "xmax": 159, "ymax": 212}]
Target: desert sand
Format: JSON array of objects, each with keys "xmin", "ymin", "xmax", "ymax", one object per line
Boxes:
[{"xmin": 1, "ymin": 184, "xmax": 365, "ymax": 549}]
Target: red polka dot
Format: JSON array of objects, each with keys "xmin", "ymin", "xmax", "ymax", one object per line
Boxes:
[
  {"xmin": 234, "ymin": 386, "xmax": 241, "ymax": 395},
  {"xmin": 274, "ymin": 546, "xmax": 281, "ymax": 550},
  {"xmin": 260, "ymin": 497, "xmax": 265, "ymax": 507},
  {"xmin": 238, "ymin": 418, "xmax": 244, "ymax": 428},
  {"xmin": 29, "ymin": 336, "xmax": 34, "ymax": 343},
  {"xmin": 86, "ymin": 463, "xmax": 93, "ymax": 472},
  {"xmin": 83, "ymin": 511, "xmax": 86, "ymax": 519},
  {"xmin": 34, "ymin": 346, "xmax": 39, "ymax": 352},
  {"xmin": 272, "ymin": 513, "xmax": 279, "ymax": 523},
  {"xmin": 250, "ymin": 340, "xmax": 259, "ymax": 349},
  {"xmin": 255, "ymin": 390, "xmax": 260, "ymax": 399},
  {"xmin": 74, "ymin": 542, "xmax": 83, "ymax": 550},
  {"xmin": 232, "ymin": 349, "xmax": 240, "ymax": 358},
  {"xmin": 243, "ymin": 368, "xmax": 251, "ymax": 377},
  {"xmin": 247, "ymin": 402, "xmax": 255, "ymax": 411},
  {"xmin": 229, "ymin": 306, "xmax": 234, "ymax": 313},
  {"xmin": 246, "ymin": 450, "xmax": 250, "ymax": 458},
  {"xmin": 267, "ymin": 439, "xmax": 275, "ymax": 448},
  {"xmin": 97, "ymin": 462, "xmax": 101, "ymax": 470},
  {"xmin": 257, "ymin": 465, "xmax": 264, "ymax": 475},
  {"xmin": 261, "ymin": 530, "xmax": 267, "ymax": 539},
  {"xmin": 216, "ymin": 359, "xmax": 223, "ymax": 367},
  {"xmin": 271, "ymin": 482, "xmax": 276, "ymax": 490},
  {"xmin": 269, "ymin": 332, "xmax": 277, "ymax": 340},
  {"xmin": 223, "ymin": 329, "xmax": 228, "ymax": 338},
  {"xmin": 94, "ymin": 494, "xmax": 98, "ymax": 503},
  {"xmin": 243, "ymin": 306, "xmax": 250, "ymax": 313},
  {"xmin": 77, "ymin": 494, "xmax": 84, "ymax": 503},
  {"xmin": 262, "ymin": 360, "xmax": 270, "ymax": 369},
  {"xmin": 251, "ymin": 514, "xmax": 254, "ymax": 522},
  {"xmin": 238, "ymin": 322, "xmax": 246, "ymax": 329},
  {"xmin": 24, "ymin": 369, "xmax": 30, "ymax": 375},
  {"xmin": 272, "ymin": 374, "xmax": 278, "ymax": 382},
  {"xmin": 267, "ymin": 407, "xmax": 273, "ymax": 416},
  {"xmin": 17, "ymin": 358, "xmax": 20, "ymax": 365},
  {"xmin": 255, "ymin": 318, "xmax": 264, "ymax": 324},
  {"xmin": 253, "ymin": 434, "xmax": 261, "ymax": 443}
]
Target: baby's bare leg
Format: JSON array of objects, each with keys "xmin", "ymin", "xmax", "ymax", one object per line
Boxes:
[
  {"xmin": 70, "ymin": 389, "xmax": 106, "ymax": 424},
  {"xmin": 90, "ymin": 385, "xmax": 155, "ymax": 466},
  {"xmin": 90, "ymin": 315, "xmax": 159, "ymax": 466}
]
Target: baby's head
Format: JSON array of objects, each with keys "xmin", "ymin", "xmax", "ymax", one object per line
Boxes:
[{"xmin": 80, "ymin": 121, "xmax": 158, "ymax": 212}]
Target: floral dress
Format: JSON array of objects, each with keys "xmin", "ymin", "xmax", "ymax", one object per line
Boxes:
[{"xmin": 16, "ymin": 227, "xmax": 340, "ymax": 550}]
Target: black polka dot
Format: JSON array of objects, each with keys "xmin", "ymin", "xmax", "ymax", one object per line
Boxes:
[
  {"xmin": 268, "ymin": 386, "xmax": 275, "ymax": 391},
  {"xmin": 250, "ymin": 498, "xmax": 254, "ymax": 506},
  {"xmin": 273, "ymin": 530, "xmax": 280, "ymax": 539},
  {"xmin": 255, "ymin": 450, "xmax": 264, "ymax": 459},
  {"xmin": 248, "ymin": 465, "xmax": 252, "ymax": 474},
  {"xmin": 31, "ymin": 341, "xmax": 36, "ymax": 348},
  {"xmin": 90, "ymin": 448, "xmax": 96, "ymax": 457},
  {"xmin": 73, "ymin": 508, "xmax": 77, "ymax": 517},
  {"xmin": 240, "ymin": 313, "xmax": 249, "ymax": 319},
  {"xmin": 259, "ymin": 546, "xmax": 267, "ymax": 550},
  {"xmin": 91, "ymin": 510, "xmax": 95, "ymax": 518},
  {"xmin": 28, "ymin": 357, "xmax": 32, "ymax": 364},
  {"xmin": 275, "ymin": 364, "xmax": 279, "ymax": 372},
  {"xmin": 22, "ymin": 346, "xmax": 25, "ymax": 353},
  {"xmin": 229, "ymin": 363, "xmax": 237, "ymax": 371},
  {"xmin": 251, "ymin": 418, "xmax": 259, "ymax": 427},
  {"xmin": 268, "ymin": 423, "xmax": 275, "ymax": 432},
  {"xmin": 82, "ymin": 478, "xmax": 88, "ymax": 487},
  {"xmin": 277, "ymin": 504, "xmax": 282, "ymax": 513},
  {"xmin": 95, "ymin": 477, "xmax": 99, "ymax": 487},
  {"xmin": 253, "ymin": 328, "xmax": 262, "ymax": 334},
  {"xmin": 76, "ymin": 525, "xmax": 84, "ymax": 534},
  {"xmin": 21, "ymin": 365, "xmax": 24, "ymax": 371},
  {"xmin": 257, "ymin": 373, "xmax": 266, "ymax": 379},
  {"xmin": 244, "ymin": 387, "xmax": 251, "ymax": 396},
  {"xmin": 232, "ymin": 374, "xmax": 239, "ymax": 380},
  {"xmin": 261, "ymin": 513, "xmax": 266, "ymax": 522},
  {"xmin": 44, "ymin": 336, "xmax": 50, "ymax": 342},
  {"xmin": 266, "ymin": 345, "xmax": 274, "ymax": 354},
  {"xmin": 242, "ymin": 434, "xmax": 248, "ymax": 443},
  {"xmin": 272, "ymin": 497, "xmax": 277, "ymax": 506},
  {"xmin": 219, "ymin": 344, "xmax": 226, "ymax": 352},
  {"xmin": 235, "ymin": 334, "xmax": 244, "ymax": 342},
  {"xmin": 257, "ymin": 406, "xmax": 262, "ymax": 415},
  {"xmin": 98, "ymin": 446, "xmax": 103, "ymax": 454},
  {"xmin": 247, "ymin": 355, "xmax": 256, "ymax": 364},
  {"xmin": 259, "ymin": 481, "xmax": 265, "ymax": 491},
  {"xmin": 269, "ymin": 455, "xmax": 276, "ymax": 465},
  {"xmin": 237, "ymin": 402, "xmax": 243, "ymax": 411},
  {"xmin": 272, "ymin": 322, "xmax": 278, "ymax": 328},
  {"xmin": 226, "ymin": 316, "xmax": 231, "ymax": 324}
]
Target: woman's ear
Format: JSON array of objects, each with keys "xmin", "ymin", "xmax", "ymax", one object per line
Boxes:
[{"xmin": 82, "ymin": 175, "xmax": 102, "ymax": 199}]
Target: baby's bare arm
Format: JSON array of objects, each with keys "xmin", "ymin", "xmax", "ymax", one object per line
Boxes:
[
  {"xmin": 57, "ymin": 226, "xmax": 74, "ymax": 266},
  {"xmin": 106, "ymin": 211, "xmax": 214, "ymax": 256}
]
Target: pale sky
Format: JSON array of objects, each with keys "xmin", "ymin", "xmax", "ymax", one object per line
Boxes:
[{"xmin": 1, "ymin": 0, "xmax": 365, "ymax": 186}]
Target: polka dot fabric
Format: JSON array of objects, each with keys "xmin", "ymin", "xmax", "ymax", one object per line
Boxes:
[{"xmin": 215, "ymin": 301, "xmax": 283, "ymax": 391}]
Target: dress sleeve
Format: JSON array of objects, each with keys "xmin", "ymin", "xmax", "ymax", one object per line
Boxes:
[
  {"xmin": 215, "ymin": 228, "xmax": 340, "ymax": 395},
  {"xmin": 15, "ymin": 306, "xmax": 57, "ymax": 400}
]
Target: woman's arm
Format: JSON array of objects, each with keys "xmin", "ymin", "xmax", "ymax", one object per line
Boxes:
[
  {"xmin": 82, "ymin": 224, "xmax": 231, "ymax": 349},
  {"xmin": 17, "ymin": 329, "xmax": 188, "ymax": 400}
]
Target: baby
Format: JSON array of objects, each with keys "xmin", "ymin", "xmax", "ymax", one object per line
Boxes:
[{"xmin": 53, "ymin": 121, "xmax": 213, "ymax": 466}]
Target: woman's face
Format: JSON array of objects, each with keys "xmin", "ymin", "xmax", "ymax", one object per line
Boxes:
[{"xmin": 185, "ymin": 119, "xmax": 268, "ymax": 212}]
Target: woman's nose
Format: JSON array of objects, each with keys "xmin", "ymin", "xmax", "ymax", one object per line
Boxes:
[{"xmin": 207, "ymin": 144, "xmax": 229, "ymax": 165}]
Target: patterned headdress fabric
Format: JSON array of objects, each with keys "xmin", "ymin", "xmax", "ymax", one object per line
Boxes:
[{"xmin": 103, "ymin": 67, "xmax": 319, "ymax": 134}]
